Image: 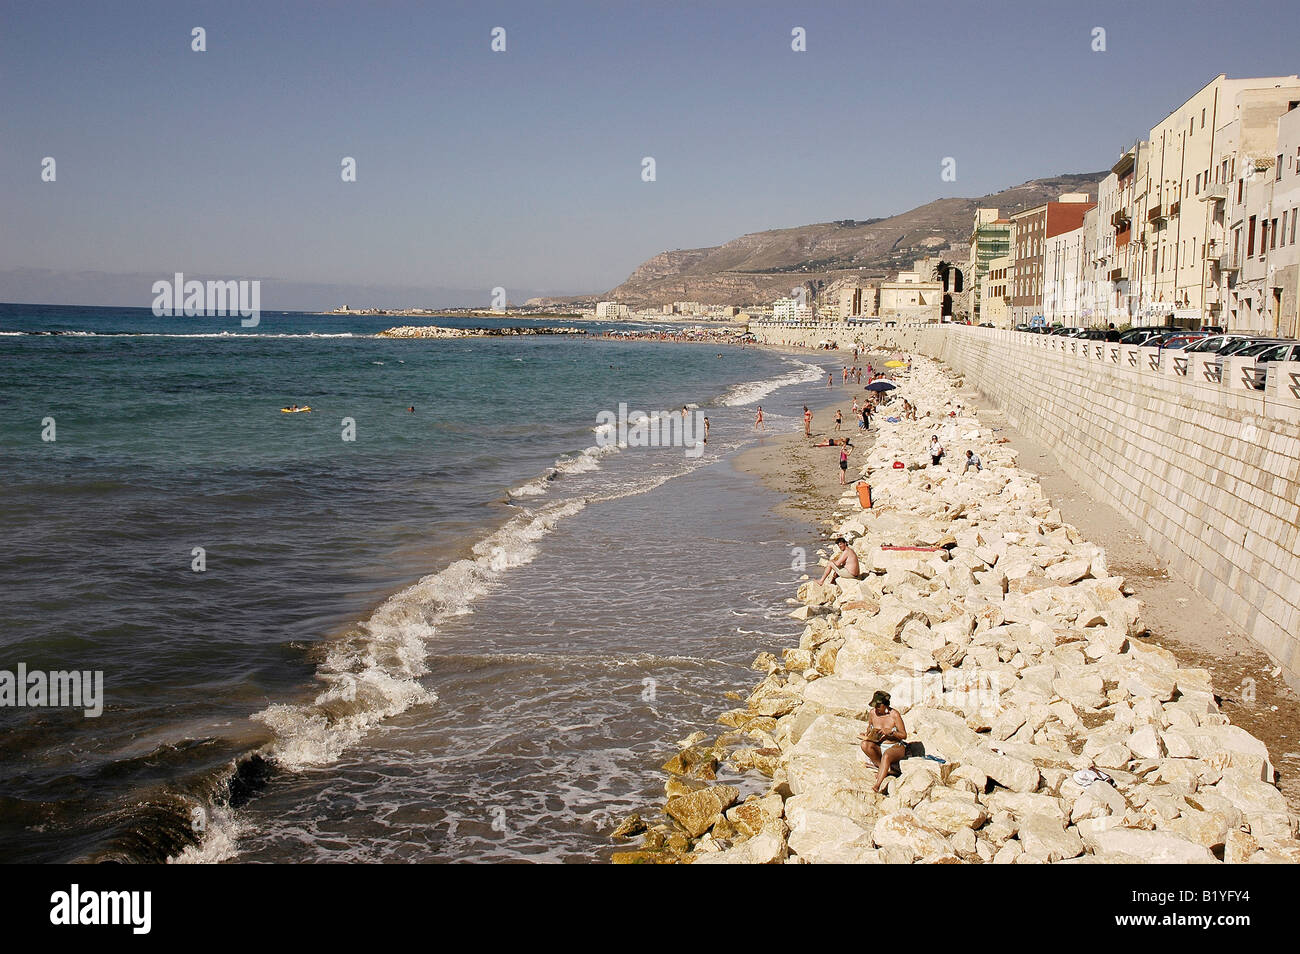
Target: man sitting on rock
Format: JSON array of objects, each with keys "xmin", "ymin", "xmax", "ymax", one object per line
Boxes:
[
  {"xmin": 859, "ymin": 690, "xmax": 908, "ymax": 793},
  {"xmin": 962, "ymin": 449, "xmax": 983, "ymax": 474},
  {"xmin": 817, "ymin": 537, "xmax": 860, "ymax": 585}
]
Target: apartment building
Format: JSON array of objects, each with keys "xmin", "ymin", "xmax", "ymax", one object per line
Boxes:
[
  {"xmin": 981, "ymin": 253, "xmax": 1013, "ymax": 327},
  {"xmin": 1088, "ymin": 143, "xmax": 1148, "ymax": 324},
  {"xmin": 966, "ymin": 209, "xmax": 1012, "ymax": 323},
  {"xmin": 1132, "ymin": 73, "xmax": 1300, "ymax": 326},
  {"xmin": 1044, "ymin": 220, "xmax": 1089, "ymax": 325},
  {"xmin": 1009, "ymin": 194, "xmax": 1094, "ymax": 325},
  {"xmin": 1271, "ymin": 105, "xmax": 1300, "ymax": 337},
  {"xmin": 1208, "ymin": 86, "xmax": 1300, "ymax": 332}
]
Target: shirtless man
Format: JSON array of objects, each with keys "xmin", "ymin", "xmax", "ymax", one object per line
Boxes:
[
  {"xmin": 817, "ymin": 536, "xmax": 860, "ymax": 585},
  {"xmin": 859, "ymin": 690, "xmax": 907, "ymax": 792}
]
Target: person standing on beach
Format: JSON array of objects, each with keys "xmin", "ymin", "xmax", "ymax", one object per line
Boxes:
[
  {"xmin": 755, "ymin": 406, "xmax": 764, "ymax": 430},
  {"xmin": 803, "ymin": 406, "xmax": 812, "ymax": 437},
  {"xmin": 827, "ymin": 373, "xmax": 833, "ymax": 389},
  {"xmin": 838, "ymin": 440, "xmax": 852, "ymax": 485},
  {"xmin": 703, "ymin": 416, "xmax": 710, "ymax": 444},
  {"xmin": 835, "ymin": 409, "xmax": 842, "ymax": 431},
  {"xmin": 930, "ymin": 435, "xmax": 944, "ymax": 467}
]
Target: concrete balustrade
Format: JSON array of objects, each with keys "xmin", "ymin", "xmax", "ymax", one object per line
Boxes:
[{"xmin": 747, "ymin": 320, "xmax": 1300, "ymax": 681}]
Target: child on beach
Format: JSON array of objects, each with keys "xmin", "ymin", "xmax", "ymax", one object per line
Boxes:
[
  {"xmin": 838, "ymin": 440, "xmax": 852, "ymax": 485},
  {"xmin": 835, "ymin": 409, "xmax": 842, "ymax": 431}
]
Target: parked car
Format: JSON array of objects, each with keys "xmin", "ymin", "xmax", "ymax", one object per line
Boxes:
[
  {"xmin": 1150, "ymin": 331, "xmax": 1210, "ymax": 350},
  {"xmin": 1233, "ymin": 341, "xmax": 1300, "ymax": 389},
  {"xmin": 1204, "ymin": 338, "xmax": 1297, "ymax": 385},
  {"xmin": 1183, "ymin": 334, "xmax": 1255, "ymax": 355},
  {"xmin": 1077, "ymin": 328, "xmax": 1109, "ymax": 340},
  {"xmin": 1118, "ymin": 326, "xmax": 1180, "ymax": 345}
]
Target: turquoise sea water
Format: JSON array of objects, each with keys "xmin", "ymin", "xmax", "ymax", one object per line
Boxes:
[{"xmin": 0, "ymin": 303, "xmax": 845, "ymax": 862}]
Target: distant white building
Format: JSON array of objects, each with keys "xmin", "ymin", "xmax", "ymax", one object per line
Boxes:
[
  {"xmin": 595, "ymin": 301, "xmax": 631, "ymax": 319},
  {"xmin": 772, "ymin": 297, "xmax": 813, "ymax": 322}
]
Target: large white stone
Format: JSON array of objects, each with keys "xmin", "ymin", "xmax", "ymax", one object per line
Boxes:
[{"xmin": 1090, "ymin": 829, "xmax": 1217, "ymax": 864}]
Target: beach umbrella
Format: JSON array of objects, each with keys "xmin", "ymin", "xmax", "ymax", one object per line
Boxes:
[
  {"xmin": 866, "ymin": 380, "xmax": 896, "ymax": 392},
  {"xmin": 885, "ymin": 360, "xmax": 907, "ymax": 368}
]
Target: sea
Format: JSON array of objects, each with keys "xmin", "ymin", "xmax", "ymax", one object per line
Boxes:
[{"xmin": 0, "ymin": 303, "xmax": 852, "ymax": 863}]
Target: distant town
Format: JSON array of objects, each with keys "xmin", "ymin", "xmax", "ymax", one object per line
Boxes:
[{"xmin": 330, "ymin": 73, "xmax": 1300, "ymax": 339}]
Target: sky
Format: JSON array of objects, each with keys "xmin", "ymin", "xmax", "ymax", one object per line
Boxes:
[{"xmin": 2, "ymin": 0, "xmax": 1298, "ymax": 309}]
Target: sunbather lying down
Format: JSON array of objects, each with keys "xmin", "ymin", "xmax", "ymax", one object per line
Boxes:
[
  {"xmin": 859, "ymin": 690, "xmax": 907, "ymax": 792},
  {"xmin": 817, "ymin": 537, "xmax": 860, "ymax": 584},
  {"xmin": 812, "ymin": 437, "xmax": 850, "ymax": 447}
]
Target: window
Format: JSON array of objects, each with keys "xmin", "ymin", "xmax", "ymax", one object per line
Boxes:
[
  {"xmin": 1201, "ymin": 108, "xmax": 1206, "ymax": 128},
  {"xmin": 1248, "ymin": 216, "xmax": 1256, "ymax": 255},
  {"xmin": 1292, "ymin": 210, "xmax": 1298, "ymax": 245},
  {"xmin": 1271, "ymin": 218, "xmax": 1278, "ymax": 249},
  {"xmin": 1260, "ymin": 221, "xmax": 1268, "ymax": 255},
  {"xmin": 1283, "ymin": 211, "xmax": 1289, "ymax": 245},
  {"xmin": 1196, "ymin": 173, "xmax": 1201, "ymax": 193},
  {"xmin": 1279, "ymin": 156, "xmax": 1285, "ymax": 182}
]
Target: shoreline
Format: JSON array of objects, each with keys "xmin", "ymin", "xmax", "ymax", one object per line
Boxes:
[{"xmin": 613, "ymin": 351, "xmax": 1300, "ymax": 864}]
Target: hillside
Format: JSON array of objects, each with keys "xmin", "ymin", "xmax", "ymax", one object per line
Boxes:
[{"xmin": 528, "ymin": 172, "xmax": 1103, "ymax": 309}]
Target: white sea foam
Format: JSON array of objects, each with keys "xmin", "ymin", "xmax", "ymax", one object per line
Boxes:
[
  {"xmin": 251, "ymin": 498, "xmax": 588, "ymax": 772},
  {"xmin": 508, "ymin": 422, "xmax": 622, "ymax": 498},
  {"xmin": 719, "ymin": 358, "xmax": 824, "ymax": 406},
  {"xmin": 169, "ymin": 803, "xmax": 248, "ymax": 865}
]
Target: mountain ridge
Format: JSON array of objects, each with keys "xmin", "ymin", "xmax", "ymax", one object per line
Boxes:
[{"xmin": 527, "ymin": 172, "xmax": 1105, "ymax": 309}]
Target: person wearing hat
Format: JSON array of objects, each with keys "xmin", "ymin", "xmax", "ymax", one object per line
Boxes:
[{"xmin": 858, "ymin": 690, "xmax": 907, "ymax": 792}]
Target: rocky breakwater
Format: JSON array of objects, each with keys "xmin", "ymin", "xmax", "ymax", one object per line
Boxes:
[
  {"xmin": 376, "ymin": 325, "xmax": 586, "ymax": 338},
  {"xmin": 613, "ymin": 357, "xmax": 1300, "ymax": 864}
]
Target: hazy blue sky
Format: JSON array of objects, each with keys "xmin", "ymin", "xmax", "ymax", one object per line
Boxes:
[{"xmin": 2, "ymin": 0, "xmax": 1297, "ymax": 308}]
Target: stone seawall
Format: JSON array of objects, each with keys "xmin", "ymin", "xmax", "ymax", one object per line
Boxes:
[{"xmin": 753, "ymin": 322, "xmax": 1300, "ymax": 684}]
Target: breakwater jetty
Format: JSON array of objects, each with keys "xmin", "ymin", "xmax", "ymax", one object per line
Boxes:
[{"xmin": 376, "ymin": 325, "xmax": 586, "ymax": 338}]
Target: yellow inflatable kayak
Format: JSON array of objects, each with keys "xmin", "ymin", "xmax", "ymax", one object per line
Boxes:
[{"xmin": 280, "ymin": 406, "xmax": 312, "ymax": 413}]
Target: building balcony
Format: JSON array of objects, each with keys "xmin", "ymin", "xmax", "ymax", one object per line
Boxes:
[
  {"xmin": 1218, "ymin": 252, "xmax": 1239, "ymax": 273},
  {"xmin": 1202, "ymin": 182, "xmax": 1228, "ymax": 201},
  {"xmin": 1169, "ymin": 200, "xmax": 1180, "ymax": 217},
  {"xmin": 1111, "ymin": 210, "xmax": 1131, "ymax": 230},
  {"xmin": 1108, "ymin": 268, "xmax": 1124, "ymax": 283},
  {"xmin": 1147, "ymin": 205, "xmax": 1166, "ymax": 223}
]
